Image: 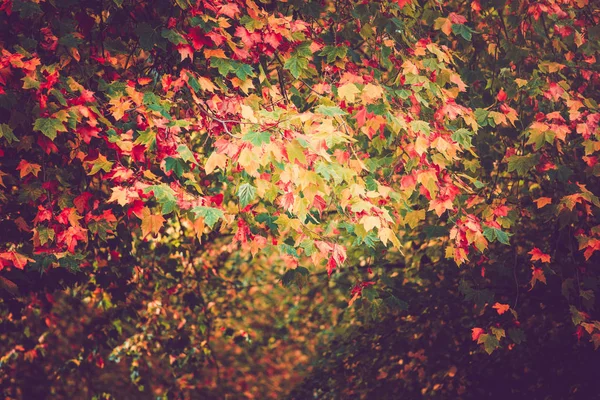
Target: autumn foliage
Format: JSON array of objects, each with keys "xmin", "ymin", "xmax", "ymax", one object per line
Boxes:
[{"xmin": 0, "ymin": 0, "xmax": 599, "ymax": 398}]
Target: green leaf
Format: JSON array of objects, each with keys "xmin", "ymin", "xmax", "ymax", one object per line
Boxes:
[
  {"xmin": 478, "ymin": 333, "xmax": 500, "ymax": 354},
  {"xmin": 145, "ymin": 184, "xmax": 177, "ymax": 215},
  {"xmin": 135, "ymin": 23, "xmax": 160, "ymax": 50},
  {"xmin": 507, "ymin": 154, "xmax": 539, "ymax": 175},
  {"xmin": 191, "ymin": 206, "xmax": 224, "ymax": 229},
  {"xmin": 135, "ymin": 129, "xmax": 157, "ymax": 147},
  {"xmin": 211, "ymin": 58, "xmax": 233, "ymax": 76},
  {"xmin": 237, "ymin": 183, "xmax": 257, "ymax": 208},
  {"xmin": 36, "ymin": 226, "xmax": 55, "ymax": 246},
  {"xmin": 165, "ymin": 157, "xmax": 187, "ymax": 177},
  {"xmin": 279, "ymin": 243, "xmax": 299, "ymax": 258},
  {"xmin": 526, "ymin": 129, "xmax": 555, "ymax": 150},
  {"xmin": 451, "ymin": 128, "xmax": 473, "ymax": 148},
  {"xmin": 242, "ymin": 131, "xmax": 271, "ymax": 146},
  {"xmin": 187, "ymin": 74, "xmax": 201, "ymax": 92},
  {"xmin": 176, "ymin": 144, "xmax": 197, "ymax": 164},
  {"xmin": 22, "ymin": 76, "xmax": 40, "ymax": 89},
  {"xmin": 232, "ymin": 62, "xmax": 254, "ymax": 80},
  {"xmin": 452, "ymin": 24, "xmax": 473, "ymax": 41},
  {"xmin": 284, "ymin": 54, "xmax": 309, "ymax": 79},
  {"xmin": 483, "ymin": 226, "xmax": 511, "ymax": 245},
  {"xmin": 281, "ymin": 269, "xmax": 297, "ymax": 287},
  {"xmin": 50, "ymin": 89, "xmax": 68, "ymax": 107},
  {"xmin": 508, "ymin": 328, "xmax": 526, "ymax": 344},
  {"xmin": 315, "ymin": 105, "xmax": 347, "ymax": 117},
  {"xmin": 320, "ymin": 45, "xmax": 348, "ymax": 63},
  {"xmin": 0, "ymin": 124, "xmax": 19, "ymax": 144},
  {"xmin": 87, "ymin": 155, "xmax": 113, "ymax": 175},
  {"xmin": 474, "ymin": 108, "xmax": 489, "ymax": 126},
  {"xmin": 161, "ymin": 29, "xmax": 188, "ymax": 45},
  {"xmin": 256, "ymin": 213, "xmax": 279, "ymax": 233},
  {"xmin": 410, "ymin": 120, "xmax": 431, "ymax": 135},
  {"xmin": 33, "ymin": 117, "xmax": 67, "ymax": 140}
]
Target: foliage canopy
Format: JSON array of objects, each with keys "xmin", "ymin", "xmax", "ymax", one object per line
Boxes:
[{"xmin": 0, "ymin": 0, "xmax": 599, "ymax": 397}]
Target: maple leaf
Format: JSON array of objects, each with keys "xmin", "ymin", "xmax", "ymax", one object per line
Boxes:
[
  {"xmin": 109, "ymin": 186, "xmax": 132, "ymax": 207},
  {"xmin": 108, "ymin": 98, "xmax": 132, "ymax": 121},
  {"xmin": 529, "ymin": 247, "xmax": 551, "ymax": 263},
  {"xmin": 471, "ymin": 327, "xmax": 484, "ymax": 341},
  {"xmin": 280, "ymin": 192, "xmax": 295, "ymax": 212},
  {"xmin": 238, "ymin": 183, "xmax": 257, "ymax": 208},
  {"xmin": 0, "ymin": 123, "xmax": 19, "ymax": 143},
  {"xmin": 177, "ymin": 44, "xmax": 194, "ymax": 61},
  {"xmin": 530, "ymin": 267, "xmax": 547, "ymax": 289},
  {"xmin": 16, "ymin": 160, "xmax": 41, "ymax": 178},
  {"xmin": 395, "ymin": 0, "xmax": 412, "ymax": 8},
  {"xmin": 218, "ymin": 3, "xmax": 240, "ymax": 18},
  {"xmin": 33, "ymin": 117, "xmax": 67, "ymax": 140},
  {"xmin": 533, "ymin": 197, "xmax": 552, "ymax": 208},
  {"xmin": 205, "ymin": 152, "xmax": 228, "ymax": 174},
  {"xmin": 141, "ymin": 207, "xmax": 165, "ymax": 238},
  {"xmin": 337, "ymin": 82, "xmax": 360, "ymax": 103},
  {"xmin": 497, "ymin": 89, "xmax": 507, "ymax": 102},
  {"xmin": 58, "ymin": 226, "xmax": 88, "ymax": 253},
  {"xmin": 0, "ymin": 251, "xmax": 33, "ymax": 270},
  {"xmin": 191, "ymin": 206, "xmax": 224, "ymax": 229},
  {"xmin": 284, "ymin": 53, "xmax": 309, "ymax": 79},
  {"xmin": 492, "ymin": 303, "xmax": 510, "ymax": 315},
  {"xmin": 477, "ymin": 333, "xmax": 500, "ymax": 354},
  {"xmin": 361, "ymin": 215, "xmax": 381, "ymax": 232},
  {"xmin": 86, "ymin": 154, "xmax": 114, "ymax": 175}
]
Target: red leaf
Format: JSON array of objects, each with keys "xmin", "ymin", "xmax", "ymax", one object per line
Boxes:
[
  {"xmin": 529, "ymin": 247, "xmax": 551, "ymax": 263},
  {"xmin": 497, "ymin": 88, "xmax": 507, "ymax": 102},
  {"xmin": 471, "ymin": 327, "xmax": 484, "ymax": 341},
  {"xmin": 395, "ymin": 0, "xmax": 412, "ymax": 8}
]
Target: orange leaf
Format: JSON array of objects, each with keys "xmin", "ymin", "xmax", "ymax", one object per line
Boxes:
[
  {"xmin": 529, "ymin": 247, "xmax": 551, "ymax": 263},
  {"xmin": 530, "ymin": 266, "xmax": 547, "ymax": 289},
  {"xmin": 533, "ymin": 197, "xmax": 552, "ymax": 208},
  {"xmin": 16, "ymin": 160, "xmax": 41, "ymax": 178},
  {"xmin": 141, "ymin": 207, "xmax": 165, "ymax": 238},
  {"xmin": 492, "ymin": 303, "xmax": 510, "ymax": 315}
]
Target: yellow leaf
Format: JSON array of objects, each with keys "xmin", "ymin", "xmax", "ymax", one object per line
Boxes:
[
  {"xmin": 361, "ymin": 215, "xmax": 381, "ymax": 232},
  {"xmin": 108, "ymin": 186, "xmax": 129, "ymax": 207},
  {"xmin": 338, "ymin": 82, "xmax": 360, "ymax": 103},
  {"xmin": 237, "ymin": 148, "xmax": 260, "ymax": 176},
  {"xmin": 360, "ymin": 83, "xmax": 383, "ymax": 103},
  {"xmin": 125, "ymin": 87, "xmax": 144, "ymax": 106},
  {"xmin": 434, "ymin": 17, "xmax": 452, "ymax": 36},
  {"xmin": 109, "ymin": 98, "xmax": 132, "ymax": 121},
  {"xmin": 141, "ymin": 207, "xmax": 165, "ymax": 238},
  {"xmin": 204, "ymin": 48, "xmax": 227, "ymax": 59},
  {"xmin": 403, "ymin": 209, "xmax": 425, "ymax": 229},
  {"xmin": 488, "ymin": 111, "xmax": 507, "ymax": 126},
  {"xmin": 205, "ymin": 152, "xmax": 228, "ymax": 175},
  {"xmin": 193, "ymin": 217, "xmax": 205, "ymax": 241},
  {"xmin": 417, "ymin": 169, "xmax": 439, "ymax": 199},
  {"xmin": 515, "ymin": 78, "xmax": 528, "ymax": 88},
  {"xmin": 241, "ymin": 104, "xmax": 258, "ymax": 123},
  {"xmin": 197, "ymin": 76, "xmax": 216, "ymax": 92},
  {"xmin": 378, "ymin": 227, "xmax": 401, "ymax": 248},
  {"xmin": 231, "ymin": 77, "xmax": 255, "ymax": 94},
  {"xmin": 402, "ymin": 60, "xmax": 419, "ymax": 75},
  {"xmin": 414, "ymin": 135, "xmax": 429, "ymax": 156}
]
